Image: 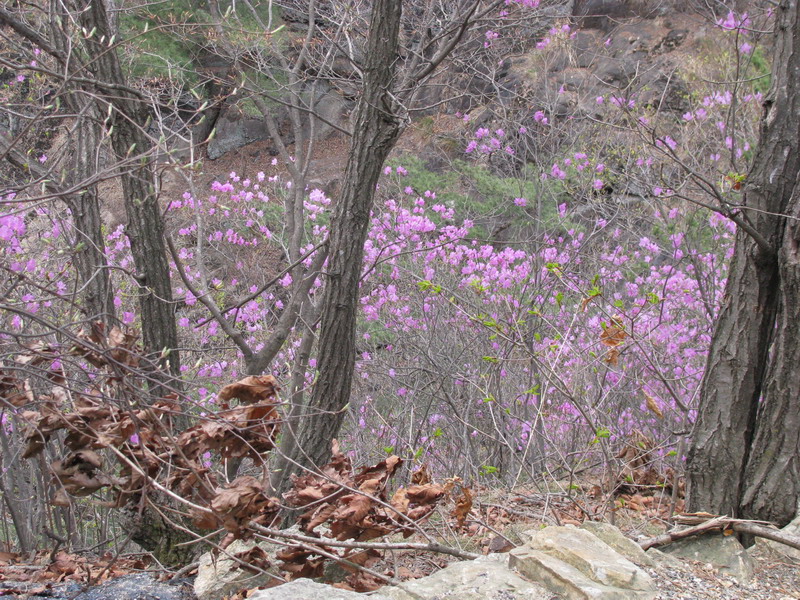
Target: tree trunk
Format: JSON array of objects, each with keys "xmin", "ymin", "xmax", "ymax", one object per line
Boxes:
[
  {"xmin": 685, "ymin": 233, "xmax": 778, "ymax": 517},
  {"xmin": 68, "ymin": 112, "xmax": 117, "ymax": 324},
  {"xmin": 281, "ymin": 0, "xmax": 405, "ymax": 478},
  {"xmin": 77, "ymin": 0, "xmax": 180, "ymax": 377},
  {"xmin": 687, "ymin": 0, "xmax": 800, "ymax": 525},
  {"xmin": 741, "ymin": 181, "xmax": 800, "ymax": 526}
]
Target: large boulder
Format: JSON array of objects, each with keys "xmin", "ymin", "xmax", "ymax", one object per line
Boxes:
[
  {"xmin": 580, "ymin": 521, "xmax": 655, "ymax": 568},
  {"xmin": 755, "ymin": 511, "xmax": 800, "ymax": 564},
  {"xmin": 510, "ymin": 526, "xmax": 656, "ymax": 599},
  {"xmin": 207, "ymin": 109, "xmax": 273, "ymax": 160},
  {"xmin": 72, "ymin": 574, "xmax": 193, "ymax": 600},
  {"xmin": 662, "ymin": 532, "xmax": 754, "ymax": 583},
  {"xmin": 382, "ymin": 555, "xmax": 551, "ymax": 600}
]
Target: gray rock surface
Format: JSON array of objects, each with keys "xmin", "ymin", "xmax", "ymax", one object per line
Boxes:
[
  {"xmin": 20, "ymin": 574, "xmax": 196, "ymax": 600},
  {"xmin": 194, "ymin": 539, "xmax": 281, "ymax": 600},
  {"xmin": 524, "ymin": 526, "xmax": 652, "ymax": 590},
  {"xmin": 249, "ymin": 579, "xmax": 391, "ymax": 600},
  {"xmin": 382, "ymin": 555, "xmax": 551, "ymax": 600},
  {"xmin": 645, "ymin": 547, "xmax": 689, "ymax": 570},
  {"xmin": 580, "ymin": 521, "xmax": 655, "ymax": 567},
  {"xmin": 662, "ymin": 532, "xmax": 755, "ymax": 583},
  {"xmin": 754, "ymin": 512, "xmax": 800, "ymax": 564},
  {"xmin": 72, "ymin": 574, "xmax": 195, "ymax": 600},
  {"xmin": 207, "ymin": 110, "xmax": 272, "ymax": 160},
  {"xmin": 511, "ymin": 547, "xmax": 655, "ymax": 600},
  {"xmin": 510, "ymin": 526, "xmax": 656, "ymax": 599}
]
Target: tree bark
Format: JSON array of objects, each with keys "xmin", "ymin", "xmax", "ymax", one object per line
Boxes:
[
  {"xmin": 67, "ymin": 112, "xmax": 117, "ymax": 324},
  {"xmin": 741, "ymin": 179, "xmax": 800, "ymax": 525},
  {"xmin": 281, "ymin": 0, "xmax": 405, "ymax": 477},
  {"xmin": 77, "ymin": 0, "xmax": 180, "ymax": 377},
  {"xmin": 687, "ymin": 0, "xmax": 800, "ymax": 525}
]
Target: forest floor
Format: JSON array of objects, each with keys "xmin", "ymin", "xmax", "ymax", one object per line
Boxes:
[{"xmin": 2, "ymin": 486, "xmax": 799, "ymax": 599}]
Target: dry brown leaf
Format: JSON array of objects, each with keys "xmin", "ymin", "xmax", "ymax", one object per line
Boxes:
[
  {"xmin": 605, "ymin": 347, "xmax": 620, "ymax": 366},
  {"xmin": 580, "ymin": 293, "xmax": 600, "ymax": 312},
  {"xmin": 600, "ymin": 316, "xmax": 628, "ymax": 347},
  {"xmin": 406, "ymin": 484, "xmax": 446, "ymax": 504},
  {"xmin": 411, "ymin": 464, "xmax": 431, "ymax": 485},
  {"xmin": 217, "ymin": 375, "xmax": 279, "ymax": 405},
  {"xmin": 643, "ymin": 393, "xmax": 664, "ymax": 418},
  {"xmin": 451, "ymin": 486, "xmax": 473, "ymax": 528}
]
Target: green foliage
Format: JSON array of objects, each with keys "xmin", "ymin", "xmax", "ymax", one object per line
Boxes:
[
  {"xmin": 386, "ymin": 154, "xmax": 563, "ymax": 238},
  {"xmin": 119, "ymin": 0, "xmax": 281, "ymax": 82},
  {"xmin": 748, "ymin": 46, "xmax": 771, "ymax": 95}
]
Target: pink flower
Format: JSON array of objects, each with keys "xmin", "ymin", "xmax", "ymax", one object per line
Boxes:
[{"xmin": 514, "ymin": 197, "xmax": 527, "ymax": 207}]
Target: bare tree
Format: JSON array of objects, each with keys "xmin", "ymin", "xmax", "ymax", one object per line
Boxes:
[{"xmin": 0, "ymin": 0, "xmax": 180, "ymax": 377}]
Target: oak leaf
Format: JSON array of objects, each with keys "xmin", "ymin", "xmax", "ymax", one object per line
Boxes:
[{"xmin": 218, "ymin": 375, "xmax": 279, "ymax": 405}]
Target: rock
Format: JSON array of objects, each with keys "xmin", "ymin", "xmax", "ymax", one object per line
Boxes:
[
  {"xmin": 71, "ymin": 574, "xmax": 194, "ymax": 600},
  {"xmin": 525, "ymin": 527, "xmax": 652, "ymax": 590},
  {"xmin": 194, "ymin": 539, "xmax": 281, "ymax": 600},
  {"xmin": 662, "ymin": 532, "xmax": 754, "ymax": 583},
  {"xmin": 645, "ymin": 548, "xmax": 689, "ymax": 570},
  {"xmin": 755, "ymin": 512, "xmax": 800, "ymax": 564},
  {"xmin": 593, "ymin": 53, "xmax": 647, "ymax": 86},
  {"xmin": 580, "ymin": 521, "xmax": 655, "ymax": 567},
  {"xmin": 510, "ymin": 526, "xmax": 656, "ymax": 599},
  {"xmin": 249, "ymin": 579, "xmax": 391, "ymax": 600},
  {"xmin": 207, "ymin": 110, "xmax": 273, "ymax": 160},
  {"xmin": 511, "ymin": 547, "xmax": 655, "ymax": 600},
  {"xmin": 382, "ymin": 555, "xmax": 551, "ymax": 600},
  {"xmin": 306, "ymin": 89, "xmax": 352, "ymax": 140}
]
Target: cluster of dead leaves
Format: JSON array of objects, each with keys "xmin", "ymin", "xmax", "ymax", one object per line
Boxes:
[
  {"xmin": 600, "ymin": 315, "xmax": 628, "ymax": 366},
  {"xmin": 3, "ymin": 326, "xmax": 281, "ymax": 530},
  {"xmin": 262, "ymin": 453, "xmax": 464, "ymax": 591},
  {"xmin": 3, "ymin": 326, "xmax": 480, "ymax": 592}
]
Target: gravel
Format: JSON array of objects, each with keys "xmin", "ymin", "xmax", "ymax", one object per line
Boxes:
[{"xmin": 649, "ymin": 546, "xmax": 800, "ymax": 599}]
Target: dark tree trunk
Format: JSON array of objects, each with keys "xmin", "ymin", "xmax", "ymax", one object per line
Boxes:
[
  {"xmin": 281, "ymin": 0, "xmax": 405, "ymax": 477},
  {"xmin": 685, "ymin": 233, "xmax": 779, "ymax": 517},
  {"xmin": 67, "ymin": 113, "xmax": 117, "ymax": 324},
  {"xmin": 741, "ymin": 182, "xmax": 800, "ymax": 525},
  {"xmin": 687, "ymin": 0, "xmax": 800, "ymax": 525},
  {"xmin": 77, "ymin": 0, "xmax": 180, "ymax": 377}
]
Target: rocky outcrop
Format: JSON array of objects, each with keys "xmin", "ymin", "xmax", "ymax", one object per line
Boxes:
[
  {"xmin": 580, "ymin": 520, "xmax": 656, "ymax": 568},
  {"xmin": 249, "ymin": 579, "xmax": 389, "ymax": 600},
  {"xmin": 207, "ymin": 83, "xmax": 353, "ymax": 160},
  {"xmin": 510, "ymin": 526, "xmax": 656, "ymax": 599},
  {"xmin": 381, "ymin": 555, "xmax": 551, "ymax": 600},
  {"xmin": 233, "ymin": 524, "xmax": 659, "ymax": 600}
]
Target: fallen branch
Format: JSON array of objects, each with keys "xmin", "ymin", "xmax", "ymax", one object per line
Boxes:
[
  {"xmin": 639, "ymin": 515, "xmax": 730, "ymax": 551},
  {"xmin": 730, "ymin": 521, "xmax": 800, "ymax": 552},
  {"xmin": 639, "ymin": 513, "xmax": 800, "ymax": 553},
  {"xmin": 251, "ymin": 524, "xmax": 480, "ymax": 561}
]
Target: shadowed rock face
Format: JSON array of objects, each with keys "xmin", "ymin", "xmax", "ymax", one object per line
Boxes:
[
  {"xmin": 573, "ymin": 0, "xmax": 638, "ymax": 31},
  {"xmin": 573, "ymin": 0, "xmax": 677, "ymax": 30}
]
